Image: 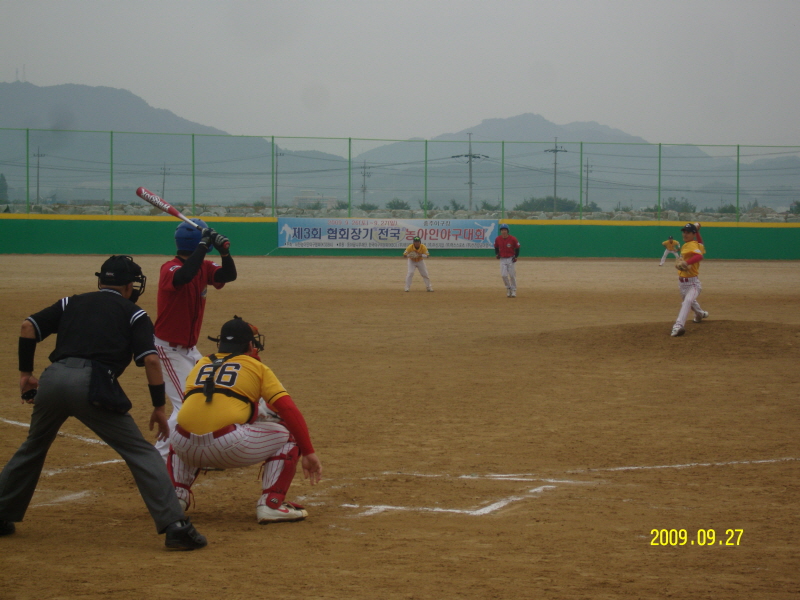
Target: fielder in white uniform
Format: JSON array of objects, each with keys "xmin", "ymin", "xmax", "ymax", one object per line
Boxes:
[{"xmin": 403, "ymin": 236, "xmax": 433, "ymax": 292}]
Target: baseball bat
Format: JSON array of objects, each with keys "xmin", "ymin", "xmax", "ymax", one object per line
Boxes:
[{"xmin": 135, "ymin": 187, "xmax": 230, "ymax": 250}]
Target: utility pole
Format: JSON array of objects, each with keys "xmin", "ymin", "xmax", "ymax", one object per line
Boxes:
[
  {"xmin": 360, "ymin": 160, "xmax": 371, "ymax": 206},
  {"xmin": 451, "ymin": 133, "xmax": 488, "ymax": 211},
  {"xmin": 160, "ymin": 163, "xmax": 170, "ymax": 198},
  {"xmin": 584, "ymin": 159, "xmax": 593, "ymax": 206},
  {"xmin": 34, "ymin": 146, "xmax": 46, "ymax": 202},
  {"xmin": 544, "ymin": 137, "xmax": 567, "ymax": 213},
  {"xmin": 274, "ymin": 152, "xmax": 284, "ymax": 206}
]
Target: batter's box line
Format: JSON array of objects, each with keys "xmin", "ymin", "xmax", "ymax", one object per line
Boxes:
[
  {"xmin": 1, "ymin": 418, "xmax": 106, "ymax": 446},
  {"xmin": 342, "ymin": 485, "xmax": 557, "ymax": 517},
  {"xmin": 569, "ymin": 456, "xmax": 800, "ymax": 473}
]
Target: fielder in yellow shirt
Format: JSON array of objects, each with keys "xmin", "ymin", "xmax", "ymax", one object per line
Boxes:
[
  {"xmin": 670, "ymin": 223, "xmax": 709, "ymax": 337},
  {"xmin": 403, "ymin": 236, "xmax": 433, "ymax": 292},
  {"xmin": 659, "ymin": 236, "xmax": 681, "ymax": 266}
]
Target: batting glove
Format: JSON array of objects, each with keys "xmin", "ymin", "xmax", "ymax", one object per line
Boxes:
[
  {"xmin": 512, "ymin": 257, "xmax": 517, "ymax": 263},
  {"xmin": 213, "ymin": 233, "xmax": 230, "ymax": 253},
  {"xmin": 199, "ymin": 228, "xmax": 217, "ymax": 250}
]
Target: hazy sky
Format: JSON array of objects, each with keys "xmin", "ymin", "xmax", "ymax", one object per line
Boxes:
[{"xmin": 3, "ymin": 0, "xmax": 799, "ymax": 146}]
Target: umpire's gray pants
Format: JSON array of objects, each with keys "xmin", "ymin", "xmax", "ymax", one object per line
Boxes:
[{"xmin": 0, "ymin": 359, "xmax": 184, "ymax": 533}]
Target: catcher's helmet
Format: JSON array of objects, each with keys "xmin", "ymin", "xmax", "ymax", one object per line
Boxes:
[
  {"xmin": 95, "ymin": 255, "xmax": 147, "ymax": 300},
  {"xmin": 499, "ymin": 224, "xmax": 509, "ymax": 231},
  {"xmin": 175, "ymin": 218, "xmax": 208, "ymax": 252},
  {"xmin": 681, "ymin": 223, "xmax": 698, "ymax": 233},
  {"xmin": 209, "ymin": 316, "xmax": 265, "ymax": 353}
]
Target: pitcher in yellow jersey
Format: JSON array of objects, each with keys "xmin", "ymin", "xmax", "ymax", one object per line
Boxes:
[
  {"xmin": 167, "ymin": 316, "xmax": 322, "ymax": 524},
  {"xmin": 671, "ymin": 223, "xmax": 709, "ymax": 337}
]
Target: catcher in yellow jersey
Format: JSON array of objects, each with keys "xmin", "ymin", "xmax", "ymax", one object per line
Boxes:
[
  {"xmin": 670, "ymin": 223, "xmax": 709, "ymax": 337},
  {"xmin": 167, "ymin": 316, "xmax": 322, "ymax": 524},
  {"xmin": 403, "ymin": 236, "xmax": 433, "ymax": 292}
]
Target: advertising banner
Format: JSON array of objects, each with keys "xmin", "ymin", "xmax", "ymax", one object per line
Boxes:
[{"xmin": 278, "ymin": 218, "xmax": 498, "ymax": 249}]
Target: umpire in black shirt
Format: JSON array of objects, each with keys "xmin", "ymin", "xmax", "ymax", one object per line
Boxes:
[{"xmin": 0, "ymin": 255, "xmax": 206, "ymax": 550}]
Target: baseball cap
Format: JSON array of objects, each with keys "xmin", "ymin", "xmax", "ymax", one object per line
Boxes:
[
  {"xmin": 209, "ymin": 316, "xmax": 265, "ymax": 353},
  {"xmin": 681, "ymin": 223, "xmax": 697, "ymax": 233},
  {"xmin": 95, "ymin": 255, "xmax": 143, "ymax": 285},
  {"xmin": 499, "ymin": 224, "xmax": 509, "ymax": 231}
]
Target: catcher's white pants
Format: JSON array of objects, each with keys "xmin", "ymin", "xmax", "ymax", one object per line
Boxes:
[
  {"xmin": 660, "ymin": 249, "xmax": 681, "ymax": 265},
  {"xmin": 154, "ymin": 337, "xmax": 202, "ymax": 460},
  {"xmin": 406, "ymin": 259, "xmax": 432, "ymax": 291},
  {"xmin": 168, "ymin": 422, "xmax": 295, "ymax": 507},
  {"xmin": 675, "ymin": 277, "xmax": 704, "ymax": 328},
  {"xmin": 499, "ymin": 257, "xmax": 517, "ymax": 292}
]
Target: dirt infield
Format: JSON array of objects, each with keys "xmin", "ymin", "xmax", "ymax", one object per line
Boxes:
[{"xmin": 1, "ymin": 255, "xmax": 798, "ymax": 600}]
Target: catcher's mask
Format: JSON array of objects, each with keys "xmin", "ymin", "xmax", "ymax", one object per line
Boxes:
[
  {"xmin": 95, "ymin": 255, "xmax": 146, "ymax": 302},
  {"xmin": 175, "ymin": 218, "xmax": 208, "ymax": 253},
  {"xmin": 209, "ymin": 316, "xmax": 265, "ymax": 355},
  {"xmin": 681, "ymin": 223, "xmax": 698, "ymax": 234}
]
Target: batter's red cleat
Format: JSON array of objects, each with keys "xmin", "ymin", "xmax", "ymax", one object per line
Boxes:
[{"xmin": 257, "ymin": 502, "xmax": 308, "ymax": 524}]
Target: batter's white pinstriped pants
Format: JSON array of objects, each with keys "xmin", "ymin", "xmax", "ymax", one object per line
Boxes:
[{"xmin": 153, "ymin": 337, "xmax": 202, "ymax": 461}]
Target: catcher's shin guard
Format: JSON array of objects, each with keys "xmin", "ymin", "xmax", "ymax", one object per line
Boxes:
[{"xmin": 261, "ymin": 445, "xmax": 301, "ymax": 508}]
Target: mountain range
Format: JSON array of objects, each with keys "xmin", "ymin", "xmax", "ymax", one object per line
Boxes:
[{"xmin": 1, "ymin": 81, "xmax": 796, "ymax": 211}]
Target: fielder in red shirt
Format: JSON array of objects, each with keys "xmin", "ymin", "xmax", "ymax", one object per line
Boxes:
[
  {"xmin": 494, "ymin": 224, "xmax": 520, "ymax": 298},
  {"xmin": 153, "ymin": 220, "xmax": 237, "ymax": 460}
]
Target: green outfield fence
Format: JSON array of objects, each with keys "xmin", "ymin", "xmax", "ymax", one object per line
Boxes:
[
  {"xmin": 2, "ymin": 127, "xmax": 800, "ymax": 222},
  {"xmin": 1, "ymin": 215, "xmax": 798, "ymax": 260}
]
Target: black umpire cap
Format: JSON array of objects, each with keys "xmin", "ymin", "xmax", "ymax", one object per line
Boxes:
[{"xmin": 95, "ymin": 255, "xmax": 143, "ymax": 285}]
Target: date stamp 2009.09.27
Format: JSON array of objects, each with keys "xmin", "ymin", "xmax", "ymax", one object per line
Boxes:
[{"xmin": 650, "ymin": 529, "xmax": 744, "ymax": 547}]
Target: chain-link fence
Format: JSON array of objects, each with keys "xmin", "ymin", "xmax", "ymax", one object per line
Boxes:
[{"xmin": 2, "ymin": 128, "xmax": 799, "ymax": 222}]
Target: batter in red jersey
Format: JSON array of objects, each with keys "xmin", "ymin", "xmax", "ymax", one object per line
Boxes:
[
  {"xmin": 154, "ymin": 220, "xmax": 237, "ymax": 460},
  {"xmin": 494, "ymin": 224, "xmax": 520, "ymax": 297}
]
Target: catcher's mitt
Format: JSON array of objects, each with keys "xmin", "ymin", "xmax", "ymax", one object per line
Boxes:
[
  {"xmin": 675, "ymin": 258, "xmax": 689, "ymax": 271},
  {"xmin": 406, "ymin": 251, "xmax": 419, "ymax": 259}
]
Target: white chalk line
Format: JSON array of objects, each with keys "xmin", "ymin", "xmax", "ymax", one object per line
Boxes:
[
  {"xmin": 43, "ymin": 459, "xmax": 124, "ymax": 477},
  {"xmin": 350, "ymin": 458, "xmax": 800, "ymax": 517},
  {"xmin": 4, "ymin": 417, "xmax": 798, "ymax": 515},
  {"xmin": 1, "ymin": 418, "xmax": 107, "ymax": 446},
  {"xmin": 343, "ymin": 486, "xmax": 557, "ymax": 516},
  {"xmin": 31, "ymin": 490, "xmax": 93, "ymax": 507},
  {"xmin": 569, "ymin": 456, "xmax": 800, "ymax": 473}
]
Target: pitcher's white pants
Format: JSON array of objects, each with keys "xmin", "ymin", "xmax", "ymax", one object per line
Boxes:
[
  {"xmin": 500, "ymin": 257, "xmax": 517, "ymax": 292},
  {"xmin": 675, "ymin": 277, "xmax": 704, "ymax": 328},
  {"xmin": 660, "ymin": 249, "xmax": 681, "ymax": 265},
  {"xmin": 406, "ymin": 259, "xmax": 432, "ymax": 291},
  {"xmin": 154, "ymin": 337, "xmax": 202, "ymax": 460}
]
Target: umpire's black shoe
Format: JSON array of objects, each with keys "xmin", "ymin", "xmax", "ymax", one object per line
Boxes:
[
  {"xmin": 164, "ymin": 518, "xmax": 207, "ymax": 550},
  {"xmin": 0, "ymin": 520, "xmax": 15, "ymax": 536}
]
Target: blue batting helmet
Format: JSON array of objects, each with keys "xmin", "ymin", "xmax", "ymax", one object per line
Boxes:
[
  {"xmin": 175, "ymin": 218, "xmax": 208, "ymax": 252},
  {"xmin": 499, "ymin": 224, "xmax": 509, "ymax": 231}
]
